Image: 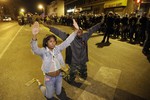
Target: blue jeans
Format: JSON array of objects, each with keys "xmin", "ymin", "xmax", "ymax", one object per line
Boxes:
[{"xmin": 40, "ymin": 73, "xmax": 62, "ymax": 99}]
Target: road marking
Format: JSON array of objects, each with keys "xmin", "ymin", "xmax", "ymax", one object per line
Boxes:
[
  {"xmin": 0, "ymin": 26, "xmax": 23, "ymax": 59},
  {"xmin": 78, "ymin": 67, "xmax": 121, "ymax": 100}
]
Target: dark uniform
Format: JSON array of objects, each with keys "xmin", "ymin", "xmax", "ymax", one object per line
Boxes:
[
  {"xmin": 121, "ymin": 15, "xmax": 129, "ymax": 40},
  {"xmin": 102, "ymin": 12, "xmax": 114, "ymax": 43},
  {"xmin": 129, "ymin": 15, "xmax": 138, "ymax": 43},
  {"xmin": 143, "ymin": 18, "xmax": 150, "ymax": 55},
  {"xmin": 114, "ymin": 15, "xmax": 121, "ymax": 38},
  {"xmin": 49, "ymin": 20, "xmax": 104, "ymax": 82},
  {"xmin": 27, "ymin": 15, "xmax": 33, "ymax": 27},
  {"xmin": 140, "ymin": 15, "xmax": 148, "ymax": 44}
]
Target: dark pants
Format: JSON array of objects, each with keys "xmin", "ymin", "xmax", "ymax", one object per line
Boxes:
[
  {"xmin": 68, "ymin": 64, "xmax": 87, "ymax": 82},
  {"xmin": 102, "ymin": 27, "xmax": 113, "ymax": 42},
  {"xmin": 139, "ymin": 29, "xmax": 146, "ymax": 44},
  {"xmin": 121, "ymin": 25, "xmax": 128, "ymax": 39},
  {"xmin": 114, "ymin": 25, "xmax": 120, "ymax": 38},
  {"xmin": 129, "ymin": 27, "xmax": 136, "ymax": 42},
  {"xmin": 143, "ymin": 31, "xmax": 150, "ymax": 53}
]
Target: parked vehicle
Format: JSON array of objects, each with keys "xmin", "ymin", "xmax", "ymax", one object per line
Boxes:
[{"xmin": 2, "ymin": 15, "xmax": 12, "ymax": 22}]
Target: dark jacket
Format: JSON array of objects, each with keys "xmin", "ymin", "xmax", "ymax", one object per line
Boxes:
[
  {"xmin": 140, "ymin": 16, "xmax": 148, "ymax": 30},
  {"xmin": 121, "ymin": 16, "xmax": 128, "ymax": 26},
  {"xmin": 146, "ymin": 18, "xmax": 150, "ymax": 34},
  {"xmin": 50, "ymin": 20, "xmax": 104, "ymax": 65}
]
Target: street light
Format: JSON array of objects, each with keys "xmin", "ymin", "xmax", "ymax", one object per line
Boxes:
[
  {"xmin": 135, "ymin": 0, "xmax": 142, "ymax": 11},
  {"xmin": 20, "ymin": 8, "xmax": 25, "ymax": 16},
  {"xmin": 136, "ymin": 0, "xmax": 141, "ymax": 3},
  {"xmin": 38, "ymin": 4, "xmax": 43, "ymax": 10},
  {"xmin": 20, "ymin": 8, "xmax": 25, "ymax": 13},
  {"xmin": 38, "ymin": 4, "xmax": 44, "ymax": 13},
  {"xmin": 38, "ymin": 4, "xmax": 45, "ymax": 18}
]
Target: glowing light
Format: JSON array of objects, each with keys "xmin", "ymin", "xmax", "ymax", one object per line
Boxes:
[
  {"xmin": 67, "ymin": 9, "xmax": 74, "ymax": 13},
  {"xmin": 20, "ymin": 8, "xmax": 25, "ymax": 12},
  {"xmin": 38, "ymin": 4, "xmax": 43, "ymax": 10}
]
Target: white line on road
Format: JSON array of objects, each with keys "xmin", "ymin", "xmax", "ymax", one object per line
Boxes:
[{"xmin": 0, "ymin": 26, "xmax": 24, "ymax": 59}]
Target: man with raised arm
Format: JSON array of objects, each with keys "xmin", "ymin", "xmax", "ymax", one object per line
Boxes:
[{"xmin": 45, "ymin": 18, "xmax": 104, "ymax": 83}]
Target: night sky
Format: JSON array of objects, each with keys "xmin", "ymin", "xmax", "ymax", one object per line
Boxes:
[{"xmin": 20, "ymin": 0, "xmax": 53, "ymax": 13}]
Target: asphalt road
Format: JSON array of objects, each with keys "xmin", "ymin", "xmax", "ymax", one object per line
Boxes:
[{"xmin": 0, "ymin": 22, "xmax": 149, "ymax": 100}]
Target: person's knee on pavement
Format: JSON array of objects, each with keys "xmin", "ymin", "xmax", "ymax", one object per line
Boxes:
[
  {"xmin": 79, "ymin": 65, "xmax": 87, "ymax": 79},
  {"xmin": 69, "ymin": 68, "xmax": 76, "ymax": 81},
  {"xmin": 69, "ymin": 72, "xmax": 76, "ymax": 82},
  {"xmin": 80, "ymin": 72, "xmax": 87, "ymax": 80}
]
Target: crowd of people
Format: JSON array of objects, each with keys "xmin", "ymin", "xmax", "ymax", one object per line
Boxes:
[
  {"xmin": 24, "ymin": 11, "xmax": 149, "ymax": 55},
  {"xmin": 50, "ymin": 12, "xmax": 147, "ymax": 45},
  {"xmin": 48, "ymin": 12, "xmax": 150, "ymax": 55},
  {"xmin": 30, "ymin": 11, "xmax": 150, "ymax": 100}
]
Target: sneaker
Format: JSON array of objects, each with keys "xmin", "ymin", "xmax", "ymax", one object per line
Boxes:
[
  {"xmin": 25, "ymin": 78, "xmax": 36, "ymax": 86},
  {"xmin": 75, "ymin": 77, "xmax": 91, "ymax": 85},
  {"xmin": 78, "ymin": 77, "xmax": 91, "ymax": 85},
  {"xmin": 35, "ymin": 79, "xmax": 43, "ymax": 87}
]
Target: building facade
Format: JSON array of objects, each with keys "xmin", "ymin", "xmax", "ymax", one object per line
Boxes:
[
  {"xmin": 140, "ymin": 0, "xmax": 150, "ymax": 14},
  {"xmin": 65, "ymin": 0, "xmax": 150, "ymax": 15},
  {"xmin": 47, "ymin": 0, "xmax": 64, "ymax": 17}
]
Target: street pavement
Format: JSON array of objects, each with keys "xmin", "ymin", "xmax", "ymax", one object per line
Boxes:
[{"xmin": 0, "ymin": 22, "xmax": 150, "ymax": 100}]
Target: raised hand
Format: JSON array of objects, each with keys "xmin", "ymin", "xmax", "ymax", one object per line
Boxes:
[
  {"xmin": 73, "ymin": 19, "xmax": 79, "ymax": 30},
  {"xmin": 32, "ymin": 21, "xmax": 40, "ymax": 35}
]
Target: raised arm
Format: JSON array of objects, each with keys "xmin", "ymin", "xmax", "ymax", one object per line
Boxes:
[
  {"xmin": 58, "ymin": 19, "xmax": 79, "ymax": 51},
  {"xmin": 44, "ymin": 23, "xmax": 68, "ymax": 41},
  {"xmin": 83, "ymin": 17, "xmax": 104, "ymax": 40},
  {"xmin": 31, "ymin": 22, "xmax": 44, "ymax": 56}
]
